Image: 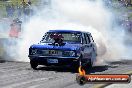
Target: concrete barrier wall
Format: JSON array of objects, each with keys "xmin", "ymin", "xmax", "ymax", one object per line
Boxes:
[{"xmin": 0, "ymin": 38, "xmax": 9, "ymax": 59}]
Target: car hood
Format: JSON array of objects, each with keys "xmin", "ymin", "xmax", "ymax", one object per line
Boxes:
[{"xmin": 30, "ymin": 43, "xmax": 82, "ymax": 51}]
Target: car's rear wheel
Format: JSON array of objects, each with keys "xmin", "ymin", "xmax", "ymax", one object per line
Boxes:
[{"xmin": 30, "ymin": 60, "xmax": 38, "ymax": 70}]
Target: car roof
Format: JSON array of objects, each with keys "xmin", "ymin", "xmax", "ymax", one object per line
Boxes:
[{"xmin": 48, "ymin": 30, "xmax": 91, "ymax": 34}]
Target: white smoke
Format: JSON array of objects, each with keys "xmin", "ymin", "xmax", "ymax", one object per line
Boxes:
[{"xmin": 2, "ymin": 0, "xmax": 132, "ymax": 63}]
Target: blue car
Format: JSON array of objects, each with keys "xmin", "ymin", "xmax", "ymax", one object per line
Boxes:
[{"xmin": 28, "ymin": 30, "xmax": 97, "ymax": 70}]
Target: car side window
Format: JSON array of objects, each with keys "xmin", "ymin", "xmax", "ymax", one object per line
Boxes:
[
  {"xmin": 90, "ymin": 35, "xmax": 94, "ymax": 42},
  {"xmin": 85, "ymin": 33, "xmax": 91, "ymax": 44},
  {"xmin": 82, "ymin": 33, "xmax": 87, "ymax": 44}
]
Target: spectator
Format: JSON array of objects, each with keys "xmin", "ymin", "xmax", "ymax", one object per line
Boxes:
[
  {"xmin": 10, "ymin": 4, "xmax": 15, "ymax": 17},
  {"xmin": 21, "ymin": 0, "xmax": 30, "ymax": 16},
  {"xmin": 24, "ymin": 4, "xmax": 31, "ymax": 16},
  {"xmin": 6, "ymin": 4, "xmax": 10, "ymax": 17},
  {"xmin": 126, "ymin": 0, "xmax": 132, "ymax": 6},
  {"xmin": 28, "ymin": 0, "xmax": 32, "ymax": 6},
  {"xmin": 16, "ymin": 5, "xmax": 22, "ymax": 18},
  {"xmin": 6, "ymin": 4, "xmax": 14, "ymax": 17},
  {"xmin": 124, "ymin": 17, "xmax": 132, "ymax": 33},
  {"xmin": 9, "ymin": 18, "xmax": 22, "ymax": 38}
]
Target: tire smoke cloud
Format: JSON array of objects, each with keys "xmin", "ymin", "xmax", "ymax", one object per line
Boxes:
[{"xmin": 1, "ymin": 0, "xmax": 132, "ymax": 64}]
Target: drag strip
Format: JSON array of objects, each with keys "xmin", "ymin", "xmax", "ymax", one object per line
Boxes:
[{"xmin": 0, "ymin": 60, "xmax": 132, "ymax": 88}]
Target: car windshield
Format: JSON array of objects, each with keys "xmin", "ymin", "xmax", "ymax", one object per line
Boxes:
[{"xmin": 41, "ymin": 32, "xmax": 81, "ymax": 43}]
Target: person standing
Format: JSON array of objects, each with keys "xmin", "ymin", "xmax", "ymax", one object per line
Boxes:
[
  {"xmin": 10, "ymin": 4, "xmax": 15, "ymax": 17},
  {"xmin": 16, "ymin": 5, "xmax": 22, "ymax": 18},
  {"xmin": 6, "ymin": 4, "xmax": 10, "ymax": 17},
  {"xmin": 9, "ymin": 18, "xmax": 22, "ymax": 38}
]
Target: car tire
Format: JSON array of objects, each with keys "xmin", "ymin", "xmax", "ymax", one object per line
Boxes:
[
  {"xmin": 88, "ymin": 59, "xmax": 93, "ymax": 67},
  {"xmin": 30, "ymin": 60, "xmax": 38, "ymax": 70},
  {"xmin": 82, "ymin": 60, "xmax": 93, "ymax": 72},
  {"xmin": 73, "ymin": 58, "xmax": 81, "ymax": 72},
  {"xmin": 73, "ymin": 55, "xmax": 92, "ymax": 72}
]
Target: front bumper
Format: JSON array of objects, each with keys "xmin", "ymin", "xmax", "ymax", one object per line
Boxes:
[{"xmin": 28, "ymin": 55, "xmax": 79, "ymax": 66}]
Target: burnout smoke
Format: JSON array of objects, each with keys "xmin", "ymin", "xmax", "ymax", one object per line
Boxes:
[{"xmin": 3, "ymin": 0, "xmax": 131, "ymax": 63}]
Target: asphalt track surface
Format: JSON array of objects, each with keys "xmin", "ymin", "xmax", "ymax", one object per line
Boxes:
[{"xmin": 0, "ymin": 60, "xmax": 132, "ymax": 88}]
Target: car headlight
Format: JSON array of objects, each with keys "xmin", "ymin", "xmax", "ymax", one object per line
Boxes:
[
  {"xmin": 69, "ymin": 51, "xmax": 76, "ymax": 56},
  {"xmin": 63, "ymin": 51, "xmax": 75, "ymax": 57},
  {"xmin": 31, "ymin": 49, "xmax": 37, "ymax": 55}
]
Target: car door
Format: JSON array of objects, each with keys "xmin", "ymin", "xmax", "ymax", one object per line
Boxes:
[
  {"xmin": 82, "ymin": 33, "xmax": 93, "ymax": 59},
  {"xmin": 89, "ymin": 34, "xmax": 97, "ymax": 55},
  {"xmin": 88, "ymin": 34, "xmax": 97, "ymax": 63}
]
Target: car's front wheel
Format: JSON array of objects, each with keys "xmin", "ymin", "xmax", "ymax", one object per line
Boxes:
[
  {"xmin": 30, "ymin": 60, "xmax": 38, "ymax": 70},
  {"xmin": 84, "ymin": 59, "xmax": 93, "ymax": 69}
]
